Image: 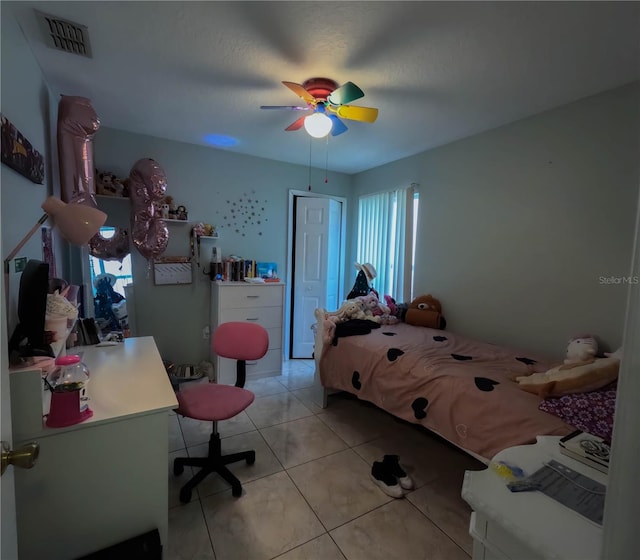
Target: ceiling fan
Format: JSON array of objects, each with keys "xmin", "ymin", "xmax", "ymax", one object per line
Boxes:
[{"xmin": 260, "ymin": 77, "xmax": 379, "ymax": 138}]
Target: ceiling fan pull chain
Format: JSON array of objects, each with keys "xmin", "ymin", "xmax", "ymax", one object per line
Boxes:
[
  {"xmin": 325, "ymin": 135, "xmax": 329, "ymax": 184},
  {"xmin": 308, "ymin": 137, "xmax": 313, "ymax": 192}
]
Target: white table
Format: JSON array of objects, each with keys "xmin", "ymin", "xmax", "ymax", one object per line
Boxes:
[
  {"xmin": 9, "ymin": 337, "xmax": 178, "ymax": 560},
  {"xmin": 461, "ymin": 436, "xmax": 607, "ymax": 560}
]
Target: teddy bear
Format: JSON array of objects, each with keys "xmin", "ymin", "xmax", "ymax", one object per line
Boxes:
[
  {"xmin": 96, "ymin": 171, "xmax": 123, "ymax": 197},
  {"xmin": 326, "ymin": 299, "xmax": 371, "ymax": 324},
  {"xmin": 404, "ymin": 294, "xmax": 446, "ymax": 329},
  {"xmin": 564, "ymin": 335, "xmax": 598, "ymax": 364},
  {"xmin": 164, "ymin": 195, "xmax": 177, "ymax": 219},
  {"xmin": 355, "ymin": 293, "xmax": 398, "ymax": 324}
]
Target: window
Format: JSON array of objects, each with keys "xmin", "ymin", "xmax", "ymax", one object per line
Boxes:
[
  {"xmin": 88, "ymin": 227, "xmax": 133, "ymax": 297},
  {"xmin": 356, "ymin": 186, "xmax": 419, "ymax": 302}
]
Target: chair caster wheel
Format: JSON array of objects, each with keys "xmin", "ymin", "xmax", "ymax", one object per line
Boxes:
[
  {"xmin": 179, "ymin": 487, "xmax": 192, "ymax": 503},
  {"xmin": 173, "ymin": 461, "xmax": 184, "ymax": 476},
  {"xmin": 232, "ymin": 485, "xmax": 242, "ymax": 497},
  {"xmin": 246, "ymin": 451, "xmax": 256, "ymax": 465}
]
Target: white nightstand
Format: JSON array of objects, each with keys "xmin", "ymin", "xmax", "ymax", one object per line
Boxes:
[{"xmin": 462, "ymin": 436, "xmax": 607, "ymax": 560}]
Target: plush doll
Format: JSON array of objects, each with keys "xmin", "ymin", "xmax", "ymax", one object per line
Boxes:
[
  {"xmin": 605, "ymin": 347, "xmax": 623, "ymax": 360},
  {"xmin": 165, "ymin": 195, "xmax": 177, "ymax": 219},
  {"xmin": 96, "ymin": 171, "xmax": 122, "ymax": 196},
  {"xmin": 356, "ymin": 293, "xmax": 398, "ymax": 324},
  {"xmin": 564, "ymin": 335, "xmax": 598, "ymax": 364},
  {"xmin": 404, "ymin": 294, "xmax": 446, "ymax": 329},
  {"xmin": 384, "ymin": 295, "xmax": 397, "ymax": 316},
  {"xmin": 326, "ymin": 299, "xmax": 370, "ymax": 324}
]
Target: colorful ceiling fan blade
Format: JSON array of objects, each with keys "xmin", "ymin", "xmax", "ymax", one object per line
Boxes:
[
  {"xmin": 282, "ymin": 81, "xmax": 316, "ymax": 104},
  {"xmin": 285, "ymin": 115, "xmax": 306, "ymax": 131},
  {"xmin": 327, "ymin": 81, "xmax": 364, "ymax": 105},
  {"xmin": 260, "ymin": 105, "xmax": 310, "ymax": 110},
  {"xmin": 335, "ymin": 105, "xmax": 379, "ymax": 123},
  {"xmin": 329, "ymin": 115, "xmax": 348, "ymax": 136}
]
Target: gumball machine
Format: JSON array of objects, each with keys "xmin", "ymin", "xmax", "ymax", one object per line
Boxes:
[{"xmin": 46, "ymin": 355, "xmax": 93, "ymax": 427}]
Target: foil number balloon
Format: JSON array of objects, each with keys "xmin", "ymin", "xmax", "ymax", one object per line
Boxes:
[
  {"xmin": 57, "ymin": 95, "xmax": 100, "ymax": 206},
  {"xmin": 56, "ymin": 95, "xmax": 131, "ymax": 260},
  {"xmin": 128, "ymin": 158, "xmax": 169, "ymax": 260}
]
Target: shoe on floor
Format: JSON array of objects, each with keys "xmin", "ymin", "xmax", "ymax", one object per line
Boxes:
[
  {"xmin": 371, "ymin": 461, "xmax": 404, "ymax": 498},
  {"xmin": 383, "ymin": 454, "xmax": 414, "ymax": 490}
]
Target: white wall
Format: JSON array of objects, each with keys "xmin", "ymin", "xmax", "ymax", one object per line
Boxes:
[
  {"xmin": 353, "ymin": 83, "xmax": 640, "ymax": 359},
  {"xmin": 92, "ymin": 127, "xmax": 352, "ymax": 364},
  {"xmin": 1, "ymin": 7, "xmax": 55, "ymax": 558},
  {"xmin": 1, "ymin": 6, "xmax": 57, "ymax": 331}
]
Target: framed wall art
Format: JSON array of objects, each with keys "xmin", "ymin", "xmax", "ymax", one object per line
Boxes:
[{"xmin": 1, "ymin": 112, "xmax": 45, "ymax": 184}]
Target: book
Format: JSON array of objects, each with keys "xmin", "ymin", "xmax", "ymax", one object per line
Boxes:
[
  {"xmin": 256, "ymin": 261, "xmax": 278, "ymax": 279},
  {"xmin": 559, "ymin": 430, "xmax": 610, "ymax": 473}
]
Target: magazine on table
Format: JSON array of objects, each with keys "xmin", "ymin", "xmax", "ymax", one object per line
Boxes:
[{"xmin": 558, "ymin": 430, "xmax": 610, "ymax": 473}]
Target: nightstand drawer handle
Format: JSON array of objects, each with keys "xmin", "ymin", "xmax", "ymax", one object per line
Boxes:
[
  {"xmin": 246, "ymin": 317, "xmax": 259, "ymax": 321},
  {"xmin": 246, "ymin": 295, "xmax": 260, "ymax": 298}
]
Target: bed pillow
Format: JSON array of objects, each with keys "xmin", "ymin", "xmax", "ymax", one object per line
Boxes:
[
  {"xmin": 539, "ymin": 381, "xmax": 617, "ymax": 443},
  {"xmin": 515, "ymin": 357, "xmax": 619, "ymax": 398}
]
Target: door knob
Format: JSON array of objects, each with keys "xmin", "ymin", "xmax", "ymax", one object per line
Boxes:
[{"xmin": 1, "ymin": 441, "xmax": 39, "ymax": 476}]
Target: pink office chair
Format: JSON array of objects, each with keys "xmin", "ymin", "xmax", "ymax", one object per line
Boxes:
[{"xmin": 173, "ymin": 322, "xmax": 269, "ymax": 502}]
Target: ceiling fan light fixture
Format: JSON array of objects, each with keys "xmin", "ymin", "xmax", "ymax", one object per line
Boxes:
[{"xmin": 304, "ymin": 112, "xmax": 333, "ymax": 138}]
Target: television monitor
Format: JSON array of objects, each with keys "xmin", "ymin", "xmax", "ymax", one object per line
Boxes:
[{"xmin": 8, "ymin": 259, "xmax": 54, "ymax": 362}]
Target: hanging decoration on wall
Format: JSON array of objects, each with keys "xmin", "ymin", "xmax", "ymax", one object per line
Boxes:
[
  {"xmin": 214, "ymin": 190, "xmax": 268, "ymax": 237},
  {"xmin": 128, "ymin": 158, "xmax": 169, "ymax": 260},
  {"xmin": 41, "ymin": 226, "xmax": 56, "ymax": 278},
  {"xmin": 57, "ymin": 95, "xmax": 100, "ymax": 205},
  {"xmin": 0, "ymin": 112, "xmax": 45, "ymax": 184},
  {"xmin": 56, "ymin": 94, "xmax": 132, "ymax": 260}
]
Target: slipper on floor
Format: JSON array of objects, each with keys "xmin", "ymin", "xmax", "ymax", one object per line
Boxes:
[
  {"xmin": 371, "ymin": 461, "xmax": 404, "ymax": 498},
  {"xmin": 383, "ymin": 454, "xmax": 414, "ymax": 490}
]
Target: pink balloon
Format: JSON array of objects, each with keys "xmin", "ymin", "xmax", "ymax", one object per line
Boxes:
[
  {"xmin": 128, "ymin": 158, "xmax": 169, "ymax": 260},
  {"xmin": 89, "ymin": 228, "xmax": 130, "ymax": 262},
  {"xmin": 57, "ymin": 95, "xmax": 100, "ymax": 206}
]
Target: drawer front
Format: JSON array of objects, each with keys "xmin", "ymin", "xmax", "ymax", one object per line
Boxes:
[
  {"xmin": 217, "ymin": 285, "xmax": 283, "ymax": 309},
  {"xmin": 216, "ymin": 348, "xmax": 283, "ymax": 385},
  {"xmin": 485, "ymin": 521, "xmax": 542, "ymax": 560},
  {"xmin": 219, "ymin": 306, "xmax": 283, "ymax": 329}
]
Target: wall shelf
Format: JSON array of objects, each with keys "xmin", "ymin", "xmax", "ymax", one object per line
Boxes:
[
  {"xmin": 96, "ymin": 195, "xmax": 129, "ymax": 201},
  {"xmin": 191, "ymin": 230, "xmax": 220, "ymax": 266},
  {"xmin": 164, "ymin": 218, "xmax": 189, "ymax": 224}
]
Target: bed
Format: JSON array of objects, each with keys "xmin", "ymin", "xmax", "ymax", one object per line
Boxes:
[{"xmin": 312, "ymin": 308, "xmax": 576, "ymax": 462}]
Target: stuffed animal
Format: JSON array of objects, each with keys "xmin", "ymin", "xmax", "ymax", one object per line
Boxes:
[
  {"xmin": 165, "ymin": 195, "xmax": 177, "ymax": 219},
  {"xmin": 516, "ymin": 356, "xmax": 620, "ymax": 397},
  {"xmin": 356, "ymin": 293, "xmax": 398, "ymax": 324},
  {"xmin": 384, "ymin": 295, "xmax": 397, "ymax": 316},
  {"xmin": 326, "ymin": 299, "xmax": 371, "ymax": 324},
  {"xmin": 404, "ymin": 294, "xmax": 446, "ymax": 329},
  {"xmin": 605, "ymin": 347, "xmax": 623, "ymax": 360},
  {"xmin": 96, "ymin": 171, "xmax": 123, "ymax": 197},
  {"xmin": 564, "ymin": 335, "xmax": 598, "ymax": 364}
]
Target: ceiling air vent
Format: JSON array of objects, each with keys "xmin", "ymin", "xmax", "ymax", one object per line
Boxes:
[{"xmin": 36, "ymin": 10, "xmax": 92, "ymax": 58}]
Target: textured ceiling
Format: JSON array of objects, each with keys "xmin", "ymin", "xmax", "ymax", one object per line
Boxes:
[{"xmin": 8, "ymin": 1, "xmax": 640, "ymax": 174}]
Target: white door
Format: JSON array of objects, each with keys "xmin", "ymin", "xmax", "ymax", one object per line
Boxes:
[
  {"xmin": 1, "ymin": 273, "xmax": 19, "ymax": 559},
  {"xmin": 291, "ymin": 197, "xmax": 342, "ymax": 358}
]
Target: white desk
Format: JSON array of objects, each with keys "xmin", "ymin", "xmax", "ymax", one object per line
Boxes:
[
  {"xmin": 461, "ymin": 436, "xmax": 607, "ymax": 560},
  {"xmin": 9, "ymin": 337, "xmax": 178, "ymax": 560}
]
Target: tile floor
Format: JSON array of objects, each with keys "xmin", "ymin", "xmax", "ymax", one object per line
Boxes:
[{"xmin": 166, "ymin": 360, "xmax": 486, "ymax": 560}]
